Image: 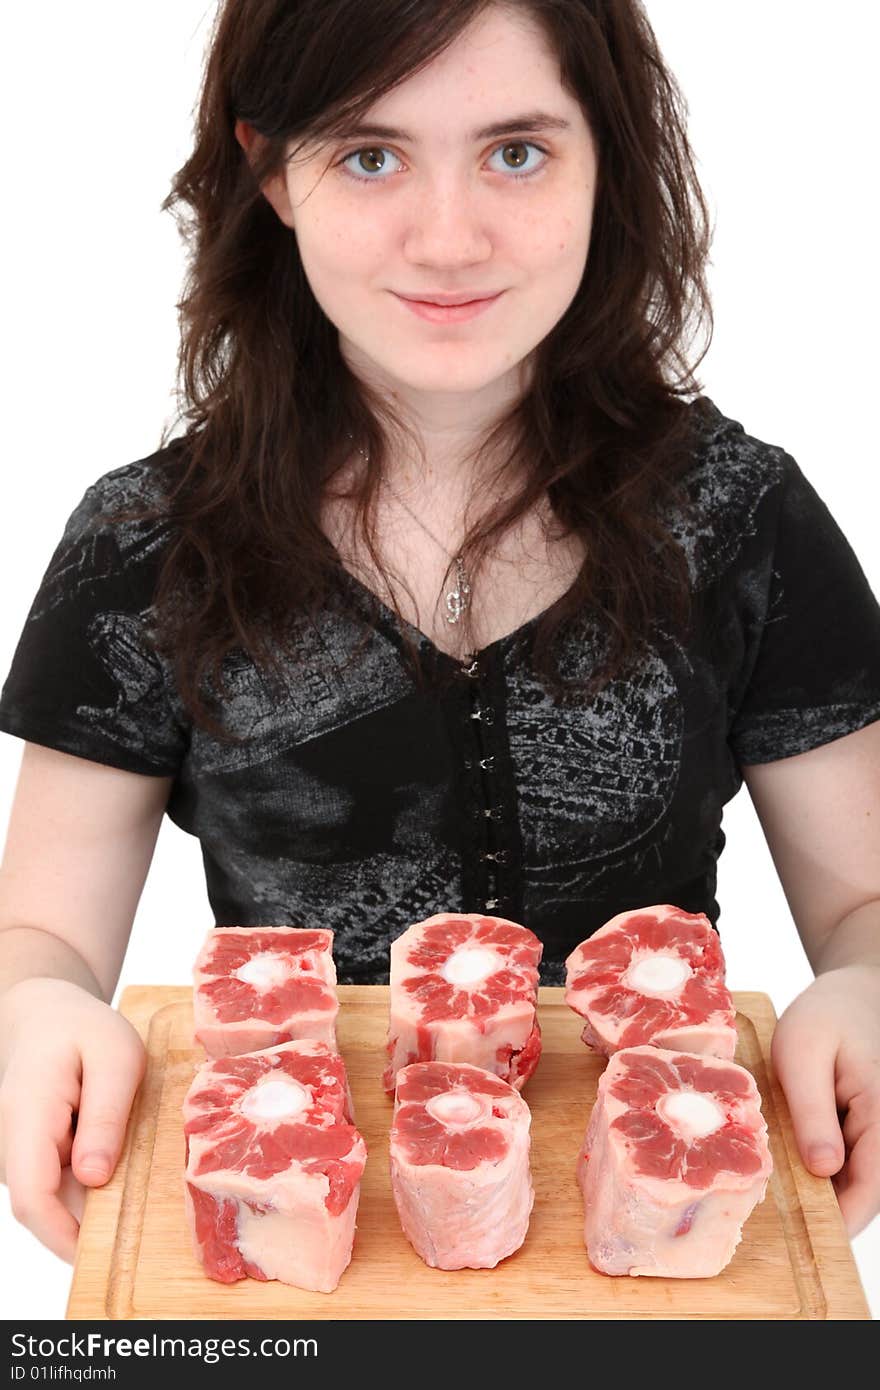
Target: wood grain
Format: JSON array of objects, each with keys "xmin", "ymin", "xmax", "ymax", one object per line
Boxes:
[{"xmin": 66, "ymin": 985, "xmax": 870, "ymax": 1320}]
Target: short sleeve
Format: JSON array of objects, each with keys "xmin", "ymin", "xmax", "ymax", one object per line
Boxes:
[
  {"xmin": 728, "ymin": 452, "xmax": 880, "ymax": 764},
  {"xmin": 0, "ymin": 464, "xmax": 188, "ymax": 776}
]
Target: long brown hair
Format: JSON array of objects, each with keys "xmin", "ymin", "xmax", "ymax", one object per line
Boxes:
[{"xmin": 112, "ymin": 0, "xmax": 715, "ymax": 743}]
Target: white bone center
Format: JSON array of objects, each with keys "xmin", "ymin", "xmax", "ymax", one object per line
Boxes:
[
  {"xmin": 234, "ymin": 952, "xmax": 289, "ymax": 990},
  {"xmin": 625, "ymin": 953, "xmax": 691, "ymax": 996},
  {"xmin": 441, "ymin": 946, "xmax": 501, "ymax": 986},
  {"xmin": 241, "ymin": 1078, "xmax": 310, "ymax": 1121},
  {"xmin": 425, "ymin": 1089, "xmax": 488, "ymax": 1127},
  {"xmin": 657, "ymin": 1090, "xmax": 725, "ymax": 1140}
]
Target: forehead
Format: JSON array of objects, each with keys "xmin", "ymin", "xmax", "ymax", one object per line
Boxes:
[
  {"xmin": 351, "ymin": 5, "xmax": 574, "ymax": 132},
  {"xmin": 298, "ymin": 4, "xmax": 583, "ymax": 148}
]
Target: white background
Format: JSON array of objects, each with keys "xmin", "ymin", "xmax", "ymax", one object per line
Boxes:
[{"xmin": 1, "ymin": 1, "xmax": 877, "ymax": 1319}]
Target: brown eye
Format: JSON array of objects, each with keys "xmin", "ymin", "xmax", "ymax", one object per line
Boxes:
[
  {"xmin": 337, "ymin": 139, "xmax": 549, "ymax": 184},
  {"xmin": 500, "ymin": 142, "xmax": 529, "ymax": 170},
  {"xmin": 355, "ymin": 147, "xmax": 388, "ymax": 175}
]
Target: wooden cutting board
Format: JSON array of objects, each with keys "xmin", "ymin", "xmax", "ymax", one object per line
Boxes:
[{"xmin": 66, "ymin": 985, "xmax": 869, "ymax": 1320}]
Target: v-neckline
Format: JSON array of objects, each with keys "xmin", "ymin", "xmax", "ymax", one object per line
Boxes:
[{"xmin": 335, "ymin": 561, "xmax": 563, "ymax": 666}]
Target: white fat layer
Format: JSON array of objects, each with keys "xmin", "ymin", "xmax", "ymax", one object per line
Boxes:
[
  {"xmin": 658, "ymin": 1090, "xmax": 725, "ymax": 1140},
  {"xmin": 241, "ymin": 1078, "xmax": 310, "ymax": 1122},
  {"xmin": 425, "ymin": 1089, "xmax": 488, "ymax": 1128},
  {"xmin": 625, "ymin": 953, "xmax": 691, "ymax": 996},
  {"xmin": 441, "ymin": 946, "xmax": 501, "ymax": 986},
  {"xmin": 234, "ymin": 952, "xmax": 290, "ymax": 990}
]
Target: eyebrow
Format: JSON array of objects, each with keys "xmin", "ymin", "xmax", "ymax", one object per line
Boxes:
[{"xmin": 336, "ymin": 111, "xmax": 573, "ymax": 142}]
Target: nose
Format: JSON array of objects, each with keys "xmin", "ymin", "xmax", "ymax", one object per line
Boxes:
[{"xmin": 402, "ymin": 180, "xmax": 493, "ymax": 263}]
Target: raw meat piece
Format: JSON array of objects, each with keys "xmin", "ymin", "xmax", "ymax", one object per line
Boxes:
[
  {"xmin": 578, "ymin": 1045, "xmax": 772, "ymax": 1277},
  {"xmin": 384, "ymin": 912, "xmax": 543, "ymax": 1094},
  {"xmin": 390, "ymin": 1061, "xmax": 534, "ymax": 1269},
  {"xmin": 564, "ymin": 904, "xmax": 736, "ymax": 1058},
  {"xmin": 193, "ymin": 925, "xmax": 338, "ymax": 1057},
  {"xmin": 183, "ymin": 1039, "xmax": 366, "ymax": 1293}
]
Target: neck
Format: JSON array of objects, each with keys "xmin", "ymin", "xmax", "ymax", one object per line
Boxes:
[{"xmin": 352, "ymin": 434, "xmax": 523, "ymax": 514}]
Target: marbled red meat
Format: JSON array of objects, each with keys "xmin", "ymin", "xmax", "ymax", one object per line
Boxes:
[
  {"xmin": 193, "ymin": 924, "xmax": 338, "ymax": 1057},
  {"xmin": 578, "ymin": 1045, "xmax": 772, "ymax": 1277},
  {"xmin": 390, "ymin": 1061, "xmax": 534, "ymax": 1269},
  {"xmin": 384, "ymin": 912, "xmax": 542, "ymax": 1093},
  {"xmin": 564, "ymin": 904, "xmax": 736, "ymax": 1058},
  {"xmin": 183, "ymin": 1039, "xmax": 366, "ymax": 1293}
]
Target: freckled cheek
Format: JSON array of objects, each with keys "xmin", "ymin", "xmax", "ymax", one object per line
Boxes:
[
  {"xmin": 297, "ymin": 222, "xmax": 382, "ymax": 292},
  {"xmin": 516, "ymin": 212, "xmax": 587, "ymax": 269}
]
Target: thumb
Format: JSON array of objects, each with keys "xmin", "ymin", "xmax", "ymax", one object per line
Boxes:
[
  {"xmin": 771, "ymin": 1014, "xmax": 845, "ymax": 1177},
  {"xmin": 71, "ymin": 1037, "xmax": 146, "ymax": 1187}
]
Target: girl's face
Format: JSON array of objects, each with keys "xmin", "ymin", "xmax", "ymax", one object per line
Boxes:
[{"xmin": 246, "ymin": 4, "xmax": 598, "ymax": 408}]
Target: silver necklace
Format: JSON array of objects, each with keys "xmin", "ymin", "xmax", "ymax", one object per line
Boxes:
[{"xmin": 349, "ymin": 440, "xmax": 472, "ymax": 626}]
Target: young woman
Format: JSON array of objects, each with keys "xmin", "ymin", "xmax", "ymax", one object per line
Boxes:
[{"xmin": 1, "ymin": 0, "xmax": 878, "ymax": 1275}]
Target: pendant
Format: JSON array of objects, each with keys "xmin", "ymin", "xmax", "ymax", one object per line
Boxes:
[{"xmin": 445, "ymin": 556, "xmax": 471, "ymax": 625}]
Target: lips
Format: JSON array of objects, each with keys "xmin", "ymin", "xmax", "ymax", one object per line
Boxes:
[
  {"xmin": 395, "ymin": 293, "xmax": 504, "ymax": 325},
  {"xmin": 396, "ymin": 292, "xmax": 501, "ymax": 306}
]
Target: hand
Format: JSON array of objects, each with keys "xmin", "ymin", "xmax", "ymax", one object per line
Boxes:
[
  {"xmin": 771, "ymin": 964, "xmax": 880, "ymax": 1236},
  {"xmin": 0, "ymin": 977, "xmax": 146, "ymax": 1263}
]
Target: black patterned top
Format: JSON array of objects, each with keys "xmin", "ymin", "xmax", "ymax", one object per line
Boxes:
[{"xmin": 2, "ymin": 398, "xmax": 880, "ymax": 984}]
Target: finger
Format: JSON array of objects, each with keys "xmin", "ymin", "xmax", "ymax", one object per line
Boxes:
[
  {"xmin": 7, "ymin": 1123, "xmax": 75, "ymax": 1186},
  {"xmin": 3, "ymin": 1093, "xmax": 81, "ymax": 1263},
  {"xmin": 71, "ymin": 1035, "xmax": 145, "ymax": 1186},
  {"xmin": 835, "ymin": 1117, "xmax": 880, "ymax": 1237},
  {"xmin": 58, "ymin": 1165, "xmax": 87, "ymax": 1227},
  {"xmin": 58, "ymin": 1125, "xmax": 74, "ymax": 1170},
  {"xmin": 771, "ymin": 1020, "xmax": 845, "ymax": 1176}
]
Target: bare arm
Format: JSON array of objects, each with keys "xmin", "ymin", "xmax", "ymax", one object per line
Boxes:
[
  {"xmin": 0, "ymin": 740, "xmax": 174, "ymax": 1261},
  {"xmin": 741, "ymin": 717, "xmax": 880, "ymax": 1234},
  {"xmin": 742, "ymin": 717, "xmax": 880, "ymax": 972},
  {"xmin": 0, "ymin": 741, "xmax": 173, "ymax": 1004}
]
